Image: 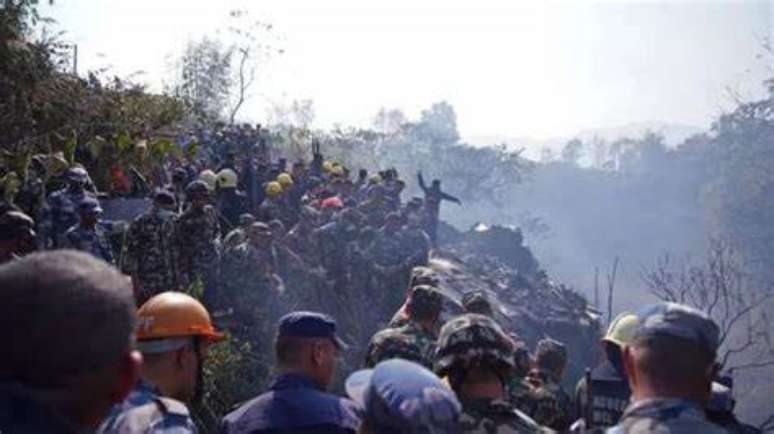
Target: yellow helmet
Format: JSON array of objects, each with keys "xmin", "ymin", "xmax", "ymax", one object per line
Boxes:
[
  {"xmin": 198, "ymin": 170, "xmax": 217, "ymax": 191},
  {"xmin": 277, "ymin": 173, "xmax": 294, "ymax": 188},
  {"xmin": 322, "ymin": 161, "xmax": 334, "ymax": 174},
  {"xmin": 331, "ymin": 165, "xmax": 345, "ymax": 177},
  {"xmin": 369, "ymin": 174, "xmax": 383, "ymax": 184},
  {"xmin": 217, "ymin": 169, "xmax": 238, "ymax": 189},
  {"xmin": 265, "ymin": 181, "xmax": 283, "ymax": 197},
  {"xmin": 136, "ymin": 292, "xmax": 223, "ymax": 342},
  {"xmin": 602, "ymin": 312, "xmax": 639, "ymax": 347}
]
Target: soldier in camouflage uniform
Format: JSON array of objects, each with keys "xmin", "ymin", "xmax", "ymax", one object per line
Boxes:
[
  {"xmin": 220, "ymin": 222, "xmax": 282, "ymax": 345},
  {"xmin": 398, "ymin": 210, "xmax": 431, "ymax": 268},
  {"xmin": 371, "ymin": 213, "xmax": 412, "ymax": 313},
  {"xmin": 507, "ymin": 339, "xmax": 539, "ymax": 416},
  {"xmin": 284, "ymin": 206, "xmax": 320, "ymax": 263},
  {"xmin": 174, "ymin": 180, "xmax": 221, "ymax": 307},
  {"xmin": 39, "ymin": 167, "xmax": 97, "ymax": 248},
  {"xmin": 462, "ymin": 290, "xmax": 495, "ymax": 316},
  {"xmin": 123, "ymin": 191, "xmax": 179, "ymax": 305},
  {"xmin": 387, "ymin": 266, "xmax": 441, "ymax": 328},
  {"xmin": 434, "ymin": 314, "xmax": 550, "ymax": 434},
  {"xmin": 63, "ymin": 198, "xmax": 118, "ymax": 265},
  {"xmin": 606, "ymin": 302, "xmax": 726, "ymax": 434},
  {"xmin": 527, "ymin": 338, "xmax": 572, "ymax": 431},
  {"xmin": 365, "ymin": 285, "xmax": 443, "ymax": 369},
  {"xmin": 222, "ymin": 213, "xmax": 256, "ymax": 254}
]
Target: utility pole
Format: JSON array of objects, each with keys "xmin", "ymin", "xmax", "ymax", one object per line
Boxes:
[{"xmin": 72, "ymin": 44, "xmax": 78, "ymax": 75}]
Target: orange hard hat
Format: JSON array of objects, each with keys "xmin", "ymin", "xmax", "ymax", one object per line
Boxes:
[{"xmin": 136, "ymin": 292, "xmax": 224, "ymax": 342}]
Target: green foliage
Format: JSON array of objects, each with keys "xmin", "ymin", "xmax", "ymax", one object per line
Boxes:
[{"xmin": 192, "ymin": 334, "xmax": 272, "ymax": 432}]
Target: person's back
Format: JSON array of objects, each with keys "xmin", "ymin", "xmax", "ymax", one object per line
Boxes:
[
  {"xmin": 98, "ymin": 381, "xmax": 195, "ymax": 434},
  {"xmin": 606, "ymin": 303, "xmax": 728, "ymax": 434},
  {"xmin": 222, "ymin": 372, "xmax": 359, "ymax": 434},
  {"xmin": 434, "ymin": 314, "xmax": 550, "ymax": 434},
  {"xmin": 222, "ymin": 311, "xmax": 360, "ymax": 434},
  {"xmin": 0, "ymin": 251, "xmax": 141, "ymax": 434}
]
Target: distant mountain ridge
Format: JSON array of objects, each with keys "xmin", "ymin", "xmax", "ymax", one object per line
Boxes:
[{"xmin": 464, "ymin": 121, "xmax": 706, "ymax": 160}]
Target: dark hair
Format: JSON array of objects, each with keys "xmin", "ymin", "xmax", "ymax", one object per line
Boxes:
[{"xmin": 0, "ymin": 251, "xmax": 136, "ymax": 387}]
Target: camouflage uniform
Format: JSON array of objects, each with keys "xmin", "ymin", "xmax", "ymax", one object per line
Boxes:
[
  {"xmin": 459, "ymin": 398, "xmax": 550, "ymax": 434},
  {"xmin": 398, "ymin": 226, "xmax": 431, "ymax": 268},
  {"xmin": 220, "ymin": 240, "xmax": 279, "ymax": 343},
  {"xmin": 63, "ymin": 222, "xmax": 116, "ymax": 264},
  {"xmin": 530, "ymin": 381, "xmax": 572, "ymax": 431},
  {"xmin": 606, "ymin": 399, "xmax": 727, "ymax": 434},
  {"xmin": 39, "ymin": 188, "xmax": 95, "ymax": 248},
  {"xmin": 174, "ymin": 204, "xmax": 220, "ymax": 304},
  {"xmin": 123, "ymin": 209, "xmax": 178, "ymax": 304},
  {"xmin": 97, "ymin": 380, "xmax": 196, "ymax": 434},
  {"xmin": 366, "ymin": 286, "xmax": 442, "ymax": 368},
  {"xmin": 435, "ymin": 314, "xmax": 549, "ymax": 434},
  {"xmin": 365, "ymin": 320, "xmax": 437, "ymax": 369},
  {"xmin": 529, "ymin": 338, "xmax": 572, "ymax": 431},
  {"xmin": 222, "ymin": 227, "xmax": 247, "ymax": 254}
]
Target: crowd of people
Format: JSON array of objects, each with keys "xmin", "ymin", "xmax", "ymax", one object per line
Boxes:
[
  {"xmin": 0, "ymin": 127, "xmax": 760, "ymax": 434},
  {"xmin": 0, "ymin": 249, "xmax": 751, "ymax": 434}
]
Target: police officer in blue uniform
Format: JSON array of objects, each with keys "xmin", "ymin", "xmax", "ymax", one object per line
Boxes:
[
  {"xmin": 345, "ymin": 358, "xmax": 462, "ymax": 434},
  {"xmin": 63, "ymin": 198, "xmax": 117, "ymax": 265},
  {"xmin": 607, "ymin": 302, "xmax": 727, "ymax": 434},
  {"xmin": 221, "ymin": 311, "xmax": 360, "ymax": 434},
  {"xmin": 39, "ymin": 167, "xmax": 97, "ymax": 249}
]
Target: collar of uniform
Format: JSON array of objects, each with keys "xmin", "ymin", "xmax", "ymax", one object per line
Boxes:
[
  {"xmin": 271, "ymin": 372, "xmax": 321, "ymax": 391},
  {"xmin": 137, "ymin": 379, "xmax": 162, "ymax": 396},
  {"xmin": 622, "ymin": 397, "xmax": 705, "ymax": 421}
]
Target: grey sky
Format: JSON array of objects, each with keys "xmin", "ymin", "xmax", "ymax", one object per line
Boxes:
[{"xmin": 46, "ymin": 0, "xmax": 773, "ymax": 139}]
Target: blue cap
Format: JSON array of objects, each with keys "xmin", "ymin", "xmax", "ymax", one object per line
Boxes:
[
  {"xmin": 78, "ymin": 197, "xmax": 103, "ymax": 214},
  {"xmin": 633, "ymin": 302, "xmax": 720, "ymax": 354},
  {"xmin": 277, "ymin": 311, "xmax": 347, "ymax": 349},
  {"xmin": 346, "ymin": 359, "xmax": 461, "ymax": 434}
]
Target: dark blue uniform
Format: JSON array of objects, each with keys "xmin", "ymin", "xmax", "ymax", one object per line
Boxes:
[
  {"xmin": 0, "ymin": 382, "xmax": 77, "ymax": 434},
  {"xmin": 221, "ymin": 373, "xmax": 360, "ymax": 434}
]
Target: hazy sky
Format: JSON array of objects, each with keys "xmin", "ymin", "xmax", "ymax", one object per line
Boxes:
[{"xmin": 46, "ymin": 0, "xmax": 773, "ymax": 139}]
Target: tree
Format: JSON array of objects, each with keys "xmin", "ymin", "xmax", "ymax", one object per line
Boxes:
[
  {"xmin": 372, "ymin": 107, "xmax": 406, "ymax": 134},
  {"xmin": 168, "ymin": 10, "xmax": 282, "ymax": 124},
  {"xmin": 170, "ymin": 37, "xmax": 233, "ymax": 121},
  {"xmin": 641, "ymin": 239, "xmax": 774, "ymax": 374},
  {"xmin": 416, "ymin": 101, "xmax": 460, "ymax": 145},
  {"xmin": 560, "ymin": 138, "xmax": 583, "ymax": 165},
  {"xmin": 223, "ymin": 9, "xmax": 283, "ymax": 124}
]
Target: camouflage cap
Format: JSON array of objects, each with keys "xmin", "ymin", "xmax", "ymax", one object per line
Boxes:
[
  {"xmin": 461, "ymin": 290, "xmax": 493, "ymax": 316},
  {"xmin": 65, "ymin": 166, "xmax": 88, "ymax": 182},
  {"xmin": 408, "ymin": 285, "xmax": 443, "ymax": 319},
  {"xmin": 408, "ymin": 266, "xmax": 439, "ymax": 288},
  {"xmin": 534, "ymin": 338, "xmax": 567, "ymax": 374},
  {"xmin": 366, "ymin": 328, "xmax": 424, "ymax": 367},
  {"xmin": 633, "ymin": 302, "xmax": 720, "ymax": 355},
  {"xmin": 434, "ymin": 313, "xmax": 514, "ymax": 376},
  {"xmin": 0, "ymin": 211, "xmax": 35, "ymax": 241},
  {"xmin": 238, "ymin": 213, "xmax": 256, "ymax": 226},
  {"xmin": 185, "ymin": 180, "xmax": 210, "ymax": 196},
  {"xmin": 77, "ymin": 197, "xmax": 103, "ymax": 214}
]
